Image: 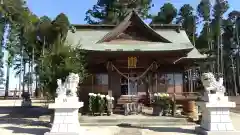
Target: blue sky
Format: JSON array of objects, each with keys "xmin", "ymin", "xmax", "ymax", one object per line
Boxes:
[
  {"xmin": 25, "ymin": 0, "xmax": 239, "ymax": 24},
  {"xmin": 3, "ymin": 0, "xmax": 240, "ymax": 91}
]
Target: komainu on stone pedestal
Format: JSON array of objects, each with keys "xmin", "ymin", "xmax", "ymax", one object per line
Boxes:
[
  {"xmin": 44, "ymin": 73, "xmax": 84, "ymax": 135},
  {"xmin": 195, "ymin": 72, "xmax": 240, "ymax": 135}
]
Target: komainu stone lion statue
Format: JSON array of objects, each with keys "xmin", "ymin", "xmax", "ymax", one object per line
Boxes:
[
  {"xmin": 201, "ymin": 72, "xmax": 225, "ymax": 94},
  {"xmin": 56, "ymin": 73, "xmax": 80, "ymax": 98},
  {"xmin": 64, "ymin": 73, "xmax": 79, "ymax": 97},
  {"xmin": 56, "ymin": 79, "xmax": 66, "ymax": 98}
]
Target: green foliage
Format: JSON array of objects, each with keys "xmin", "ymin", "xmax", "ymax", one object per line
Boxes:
[
  {"xmin": 85, "ymin": 0, "xmax": 153, "ymax": 24},
  {"xmin": 176, "ymin": 4, "xmax": 197, "ymax": 44},
  {"xmin": 197, "ymin": 0, "xmax": 211, "ymax": 22},
  {"xmin": 88, "ymin": 93, "xmax": 114, "ymax": 115},
  {"xmin": 38, "ymin": 42, "xmax": 87, "ymax": 96},
  {"xmin": 1, "ymin": 0, "xmax": 239, "ymax": 96},
  {"xmin": 196, "ymin": 0, "xmax": 212, "ymax": 50},
  {"xmin": 196, "ymin": 24, "xmax": 212, "ymax": 50},
  {"xmin": 0, "ymin": 17, "xmax": 6, "ymax": 84},
  {"xmin": 0, "ymin": 0, "xmax": 28, "ymax": 23},
  {"xmin": 152, "ymin": 3, "xmax": 177, "ymax": 24},
  {"xmin": 212, "ymin": 0, "xmax": 229, "ymax": 36},
  {"xmin": 52, "ymin": 13, "xmax": 70, "ymax": 43},
  {"xmin": 1, "ymin": 0, "xmax": 87, "ymax": 98}
]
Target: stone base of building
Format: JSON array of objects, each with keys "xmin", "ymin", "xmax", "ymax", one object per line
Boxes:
[{"xmin": 195, "ymin": 126, "xmax": 240, "ymax": 135}]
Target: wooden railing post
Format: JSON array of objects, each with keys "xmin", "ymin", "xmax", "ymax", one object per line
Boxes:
[{"xmin": 172, "ymin": 93, "xmax": 176, "ymax": 117}]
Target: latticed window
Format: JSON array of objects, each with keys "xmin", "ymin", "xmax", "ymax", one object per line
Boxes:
[{"xmin": 95, "ymin": 74, "xmax": 108, "ymax": 85}]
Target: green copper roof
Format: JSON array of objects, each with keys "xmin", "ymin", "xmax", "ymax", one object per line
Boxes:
[
  {"xmin": 66, "ymin": 30, "xmax": 194, "ymax": 51},
  {"xmin": 66, "ymin": 10, "xmax": 206, "ymax": 58}
]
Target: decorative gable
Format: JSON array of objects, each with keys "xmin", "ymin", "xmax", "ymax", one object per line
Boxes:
[{"xmin": 97, "ymin": 10, "xmax": 172, "ymax": 43}]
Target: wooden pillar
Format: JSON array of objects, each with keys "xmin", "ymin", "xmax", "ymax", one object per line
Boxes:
[
  {"xmin": 107, "ymin": 62, "xmax": 112, "ymax": 97},
  {"xmin": 155, "ymin": 72, "xmax": 158, "ymax": 93},
  {"xmin": 149, "ymin": 72, "xmax": 153, "ymax": 93},
  {"xmin": 107, "ymin": 70, "xmax": 112, "ymax": 97},
  {"xmin": 91, "ymin": 74, "xmax": 94, "ymax": 93},
  {"xmin": 146, "ymin": 74, "xmax": 151, "ymax": 106},
  {"xmin": 189, "ymin": 69, "xmax": 193, "ymax": 92},
  {"xmin": 152, "ymin": 62, "xmax": 158, "ymax": 93},
  {"xmin": 182, "ymin": 71, "xmax": 186, "ymax": 92},
  {"xmin": 172, "ymin": 72, "xmax": 176, "ymax": 117}
]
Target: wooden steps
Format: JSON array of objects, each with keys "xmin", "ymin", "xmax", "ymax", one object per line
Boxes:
[{"xmin": 113, "ymin": 95, "xmax": 141, "ymax": 114}]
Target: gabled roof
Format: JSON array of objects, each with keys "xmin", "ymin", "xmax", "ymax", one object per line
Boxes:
[
  {"xmin": 97, "ymin": 10, "xmax": 171, "ymax": 43},
  {"xmin": 173, "ymin": 48, "xmax": 208, "ymax": 64},
  {"xmin": 66, "ymin": 10, "xmax": 206, "ymax": 59}
]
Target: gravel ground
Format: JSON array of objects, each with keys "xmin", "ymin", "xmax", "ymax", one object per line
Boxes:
[
  {"xmin": 0, "ymin": 113, "xmax": 196, "ymax": 135},
  {"xmin": 0, "ymin": 123, "xmax": 196, "ymax": 135},
  {"xmin": 0, "ymin": 109, "xmax": 239, "ymax": 135}
]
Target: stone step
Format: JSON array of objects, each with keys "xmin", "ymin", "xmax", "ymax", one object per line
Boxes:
[
  {"xmin": 79, "ymin": 116, "xmax": 193, "ymax": 126},
  {"xmin": 79, "ymin": 117, "xmax": 194, "ymax": 126},
  {"xmin": 39, "ymin": 114, "xmax": 195, "ymax": 126},
  {"xmin": 80, "ymin": 122, "xmax": 195, "ymax": 126},
  {"xmin": 113, "ymin": 109, "xmax": 125, "ymax": 115}
]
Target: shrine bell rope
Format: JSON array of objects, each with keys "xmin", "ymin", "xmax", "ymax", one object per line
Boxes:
[{"xmin": 107, "ymin": 61, "xmax": 158, "ymax": 82}]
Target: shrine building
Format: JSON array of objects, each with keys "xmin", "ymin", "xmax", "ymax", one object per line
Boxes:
[{"xmin": 66, "ymin": 10, "xmax": 206, "ymax": 111}]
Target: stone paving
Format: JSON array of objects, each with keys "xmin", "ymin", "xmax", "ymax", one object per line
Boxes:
[
  {"xmin": 0, "ymin": 107, "xmax": 240, "ymax": 135},
  {"xmin": 0, "ymin": 112, "xmax": 239, "ymax": 135}
]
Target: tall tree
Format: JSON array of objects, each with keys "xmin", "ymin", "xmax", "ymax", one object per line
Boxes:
[
  {"xmin": 152, "ymin": 3, "xmax": 177, "ymax": 24},
  {"xmin": 176, "ymin": 4, "xmax": 198, "ymax": 45},
  {"xmin": 33, "ymin": 13, "xmax": 88, "ymax": 97},
  {"xmin": 196, "ymin": 0, "xmax": 212, "ymax": 51},
  {"xmin": 0, "ymin": 0, "xmax": 32, "ymax": 98},
  {"xmin": 85, "ymin": 0, "xmax": 153, "ymax": 24},
  {"xmin": 0, "ymin": 17, "xmax": 6, "ymax": 98},
  {"xmin": 225, "ymin": 10, "xmax": 240, "ymax": 95},
  {"xmin": 5, "ymin": 24, "xmax": 21, "ymax": 98},
  {"xmin": 52, "ymin": 13, "xmax": 70, "ymax": 44}
]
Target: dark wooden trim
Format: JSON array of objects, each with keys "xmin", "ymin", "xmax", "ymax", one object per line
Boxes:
[{"xmin": 72, "ymin": 24, "xmax": 183, "ymax": 30}]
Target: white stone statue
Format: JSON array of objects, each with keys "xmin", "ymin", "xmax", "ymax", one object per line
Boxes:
[
  {"xmin": 201, "ymin": 72, "xmax": 225, "ymax": 94},
  {"xmin": 65, "ymin": 73, "xmax": 79, "ymax": 97},
  {"xmin": 45, "ymin": 73, "xmax": 84, "ymax": 135},
  {"xmin": 56, "ymin": 79, "xmax": 66, "ymax": 98},
  {"xmin": 195, "ymin": 72, "xmax": 238, "ymax": 134}
]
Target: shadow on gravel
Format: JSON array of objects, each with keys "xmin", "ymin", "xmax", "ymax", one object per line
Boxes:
[
  {"xmin": 0, "ymin": 106, "xmax": 52, "ymax": 130},
  {"xmin": 0, "ymin": 118, "xmax": 51, "ymax": 127},
  {"xmin": 117, "ymin": 124, "xmax": 196, "ymax": 134},
  {"xmin": 4, "ymin": 126, "xmax": 49, "ymax": 135},
  {"xmin": 0, "ymin": 106, "xmax": 53, "ymax": 118}
]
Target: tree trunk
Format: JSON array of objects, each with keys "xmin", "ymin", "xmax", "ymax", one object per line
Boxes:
[
  {"xmin": 231, "ymin": 56, "xmax": 238, "ymax": 96},
  {"xmin": 4, "ymin": 59, "xmax": 10, "ymax": 99},
  {"xmin": 31, "ymin": 48, "xmax": 34, "ymax": 97},
  {"xmin": 1, "ymin": 18, "xmax": 6, "ymax": 99},
  {"xmin": 235, "ymin": 42, "xmax": 240, "ymax": 95},
  {"xmin": 23, "ymin": 61, "xmax": 26, "ymax": 93},
  {"xmin": 28, "ymin": 60, "xmax": 30, "ymax": 94},
  {"xmin": 20, "ymin": 28, "xmax": 24, "ymax": 95}
]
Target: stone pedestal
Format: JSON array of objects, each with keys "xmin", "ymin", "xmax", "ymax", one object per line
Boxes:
[
  {"xmin": 44, "ymin": 97, "xmax": 84, "ymax": 135},
  {"xmin": 195, "ymin": 94, "xmax": 240, "ymax": 135}
]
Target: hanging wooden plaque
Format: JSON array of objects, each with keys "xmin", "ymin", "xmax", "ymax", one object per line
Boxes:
[{"xmin": 128, "ymin": 56, "xmax": 137, "ymax": 68}]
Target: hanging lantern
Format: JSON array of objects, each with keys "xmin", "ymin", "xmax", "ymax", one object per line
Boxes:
[{"xmin": 128, "ymin": 56, "xmax": 137, "ymax": 68}]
